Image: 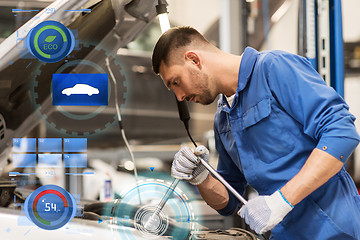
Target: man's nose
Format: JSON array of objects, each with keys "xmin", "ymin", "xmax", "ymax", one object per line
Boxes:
[{"xmin": 174, "ymin": 89, "xmax": 186, "ymax": 102}]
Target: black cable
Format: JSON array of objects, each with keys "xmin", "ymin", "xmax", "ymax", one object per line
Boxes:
[
  {"xmin": 186, "ymin": 127, "xmax": 197, "ymax": 148},
  {"xmin": 175, "ymin": 97, "xmax": 197, "ymax": 147}
]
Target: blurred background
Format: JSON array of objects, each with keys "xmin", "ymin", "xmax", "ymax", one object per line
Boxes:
[{"xmin": 0, "ymin": 0, "xmax": 359, "ymax": 239}]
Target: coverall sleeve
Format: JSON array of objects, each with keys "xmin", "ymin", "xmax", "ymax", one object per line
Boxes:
[
  {"xmin": 213, "ymin": 125, "xmax": 248, "ymax": 216},
  {"xmin": 265, "ymin": 52, "xmax": 360, "ymax": 162}
]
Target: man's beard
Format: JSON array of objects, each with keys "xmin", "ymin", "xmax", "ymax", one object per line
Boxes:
[
  {"xmin": 189, "ymin": 69, "xmax": 217, "ymax": 105},
  {"xmin": 198, "ymin": 88, "xmax": 215, "ymax": 105}
]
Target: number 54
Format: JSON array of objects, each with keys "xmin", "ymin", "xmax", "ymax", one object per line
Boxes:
[{"xmin": 45, "ymin": 203, "xmax": 57, "ymax": 212}]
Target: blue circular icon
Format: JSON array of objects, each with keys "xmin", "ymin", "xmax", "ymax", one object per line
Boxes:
[
  {"xmin": 26, "ymin": 21, "xmax": 75, "ymax": 63},
  {"xmin": 24, "ymin": 185, "xmax": 77, "ymax": 230}
]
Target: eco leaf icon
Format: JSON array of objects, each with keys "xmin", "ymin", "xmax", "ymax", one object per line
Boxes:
[{"xmin": 45, "ymin": 35, "xmax": 56, "ymax": 43}]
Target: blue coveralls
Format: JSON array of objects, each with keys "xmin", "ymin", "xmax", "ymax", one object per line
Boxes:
[{"xmin": 214, "ymin": 47, "xmax": 360, "ymax": 239}]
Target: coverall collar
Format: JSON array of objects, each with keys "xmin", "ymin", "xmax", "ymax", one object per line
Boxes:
[
  {"xmin": 219, "ymin": 47, "xmax": 259, "ymax": 110},
  {"xmin": 237, "ymin": 47, "xmax": 259, "ymax": 92}
]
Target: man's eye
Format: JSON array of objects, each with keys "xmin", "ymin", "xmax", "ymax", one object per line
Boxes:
[{"xmin": 173, "ymin": 80, "xmax": 178, "ymax": 86}]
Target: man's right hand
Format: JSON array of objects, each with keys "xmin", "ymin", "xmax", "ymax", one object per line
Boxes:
[{"xmin": 171, "ymin": 145, "xmax": 210, "ymax": 185}]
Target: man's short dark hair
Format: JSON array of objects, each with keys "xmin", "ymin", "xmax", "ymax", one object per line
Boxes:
[{"xmin": 152, "ymin": 26, "xmax": 209, "ymax": 74}]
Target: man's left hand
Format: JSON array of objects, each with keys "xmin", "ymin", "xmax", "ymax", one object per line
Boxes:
[{"xmin": 238, "ymin": 190, "xmax": 294, "ymax": 234}]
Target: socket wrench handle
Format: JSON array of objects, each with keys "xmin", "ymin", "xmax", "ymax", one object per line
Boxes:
[
  {"xmin": 200, "ymin": 158, "xmax": 269, "ymax": 239},
  {"xmin": 199, "ymin": 158, "xmax": 247, "ymax": 205}
]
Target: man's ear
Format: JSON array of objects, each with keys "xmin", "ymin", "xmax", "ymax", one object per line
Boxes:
[{"xmin": 185, "ymin": 51, "xmax": 201, "ymax": 69}]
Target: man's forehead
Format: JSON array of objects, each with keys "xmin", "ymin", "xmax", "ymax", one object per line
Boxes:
[
  {"xmin": 158, "ymin": 61, "xmax": 173, "ymax": 88},
  {"xmin": 158, "ymin": 60, "xmax": 167, "ymax": 74},
  {"xmin": 159, "ymin": 61, "xmax": 172, "ymax": 79}
]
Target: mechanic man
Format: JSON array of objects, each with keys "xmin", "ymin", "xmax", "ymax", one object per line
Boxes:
[{"xmin": 152, "ymin": 26, "xmax": 360, "ymax": 239}]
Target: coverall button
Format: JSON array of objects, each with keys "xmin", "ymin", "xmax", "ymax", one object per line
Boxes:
[
  {"xmin": 340, "ymin": 155, "xmax": 344, "ymax": 159},
  {"xmin": 323, "ymin": 146, "xmax": 327, "ymax": 150}
]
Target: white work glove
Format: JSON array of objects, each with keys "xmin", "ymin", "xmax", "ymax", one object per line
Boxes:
[
  {"xmin": 171, "ymin": 145, "xmax": 209, "ymax": 185},
  {"xmin": 238, "ymin": 190, "xmax": 293, "ymax": 234}
]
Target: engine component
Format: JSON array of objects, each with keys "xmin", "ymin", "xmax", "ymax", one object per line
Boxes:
[{"xmin": 191, "ymin": 228, "xmax": 260, "ymax": 240}]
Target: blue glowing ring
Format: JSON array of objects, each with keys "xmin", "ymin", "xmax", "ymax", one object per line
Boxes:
[{"xmin": 112, "ymin": 180, "xmax": 195, "ymax": 239}]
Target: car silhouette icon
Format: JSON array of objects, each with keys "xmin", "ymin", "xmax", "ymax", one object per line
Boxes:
[{"xmin": 61, "ymin": 84, "xmax": 100, "ymax": 96}]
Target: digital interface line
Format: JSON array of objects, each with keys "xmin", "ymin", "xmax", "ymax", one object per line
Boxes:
[
  {"xmin": 12, "ymin": 9, "xmax": 39, "ymax": 13},
  {"xmin": 64, "ymin": 9, "xmax": 91, "ymax": 12}
]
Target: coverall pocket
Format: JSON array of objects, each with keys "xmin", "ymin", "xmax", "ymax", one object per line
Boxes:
[
  {"xmin": 240, "ymin": 98, "xmax": 295, "ymax": 163},
  {"xmin": 307, "ymin": 198, "xmax": 357, "ymax": 240},
  {"xmin": 278, "ymin": 197, "xmax": 357, "ymax": 240}
]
